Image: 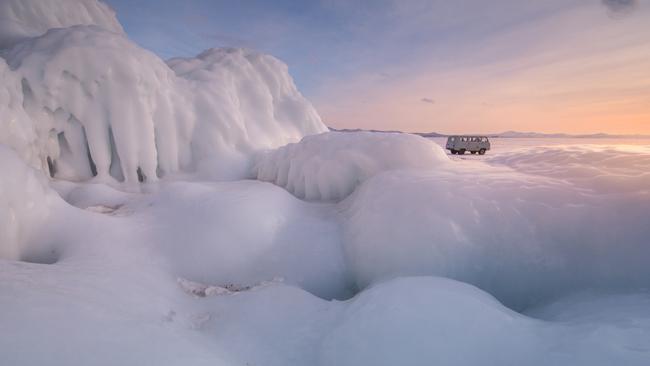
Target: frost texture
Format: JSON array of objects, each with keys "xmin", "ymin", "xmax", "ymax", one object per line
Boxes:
[
  {"xmin": 0, "ymin": 26, "xmax": 326, "ymax": 183},
  {"xmin": 0, "ymin": 0, "xmax": 124, "ymax": 49},
  {"xmin": 255, "ymin": 131, "xmax": 449, "ymax": 201}
]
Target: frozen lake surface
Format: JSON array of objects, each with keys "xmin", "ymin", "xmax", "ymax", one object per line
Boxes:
[{"xmin": 431, "ymin": 136, "xmax": 650, "ymax": 154}]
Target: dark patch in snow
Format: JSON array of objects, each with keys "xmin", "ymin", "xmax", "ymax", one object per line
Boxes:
[
  {"xmin": 178, "ymin": 277, "xmax": 284, "ymax": 298},
  {"xmin": 81, "ymin": 124, "xmax": 98, "ymax": 177},
  {"xmin": 20, "ymin": 248, "xmax": 60, "ymax": 265},
  {"xmin": 46, "ymin": 156, "xmax": 56, "ymax": 177},
  {"xmin": 84, "ymin": 204, "xmax": 127, "ymax": 216},
  {"xmin": 137, "ymin": 166, "xmax": 146, "ymax": 183}
]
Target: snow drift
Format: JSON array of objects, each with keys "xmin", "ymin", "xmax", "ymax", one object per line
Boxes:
[
  {"xmin": 341, "ymin": 146, "xmax": 650, "ymax": 309},
  {"xmin": 128, "ymin": 180, "xmax": 353, "ymax": 300},
  {"xmin": 255, "ymin": 131, "xmax": 449, "ymax": 201},
  {"xmin": 0, "ymin": 0, "xmax": 124, "ymax": 49}
]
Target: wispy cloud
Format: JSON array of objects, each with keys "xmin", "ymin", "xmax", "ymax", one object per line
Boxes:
[
  {"xmin": 602, "ymin": 0, "xmax": 638, "ymax": 15},
  {"xmin": 315, "ymin": 2, "xmax": 650, "ymax": 134},
  {"xmin": 105, "ymin": 0, "xmax": 650, "ymax": 134}
]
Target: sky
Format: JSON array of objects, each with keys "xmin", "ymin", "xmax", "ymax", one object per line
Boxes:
[{"xmin": 104, "ymin": 0, "xmax": 650, "ymax": 134}]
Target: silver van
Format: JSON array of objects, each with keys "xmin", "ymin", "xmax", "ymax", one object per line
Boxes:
[{"xmin": 446, "ymin": 136, "xmax": 491, "ymax": 155}]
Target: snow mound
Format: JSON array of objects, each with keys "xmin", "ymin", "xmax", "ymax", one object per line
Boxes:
[
  {"xmin": 255, "ymin": 131, "xmax": 449, "ymax": 201},
  {"xmin": 133, "ymin": 180, "xmax": 353, "ymax": 300},
  {"xmin": 198, "ymin": 277, "xmax": 650, "ymax": 366},
  {"xmin": 320, "ymin": 277, "xmax": 539, "ymax": 366},
  {"xmin": 0, "ymin": 0, "xmax": 124, "ymax": 49},
  {"xmin": 341, "ymin": 154, "xmax": 650, "ymax": 309},
  {"xmin": 1, "ymin": 26, "xmax": 326, "ymax": 183},
  {"xmin": 0, "ymin": 146, "xmax": 52, "ymax": 261}
]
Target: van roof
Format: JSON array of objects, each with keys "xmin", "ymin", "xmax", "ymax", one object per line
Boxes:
[{"xmin": 447, "ymin": 135, "xmax": 489, "ymax": 138}]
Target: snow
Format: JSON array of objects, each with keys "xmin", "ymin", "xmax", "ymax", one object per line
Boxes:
[
  {"xmin": 2, "ymin": 0, "xmax": 650, "ymax": 364},
  {"xmin": 1, "ymin": 27, "xmax": 325, "ymax": 184},
  {"xmin": 341, "ymin": 145, "xmax": 650, "ymax": 310},
  {"xmin": 4, "ymin": 138, "xmax": 650, "ymax": 365},
  {"xmin": 255, "ymin": 131, "xmax": 449, "ymax": 201},
  {"xmin": 123, "ymin": 180, "xmax": 353, "ymax": 300},
  {"xmin": 0, "ymin": 0, "xmax": 124, "ymax": 49},
  {"xmin": 487, "ymin": 144, "xmax": 650, "ymax": 194},
  {"xmin": 0, "ymin": 58, "xmax": 42, "ymax": 169},
  {"xmin": 0, "ymin": 146, "xmax": 52, "ymax": 261}
]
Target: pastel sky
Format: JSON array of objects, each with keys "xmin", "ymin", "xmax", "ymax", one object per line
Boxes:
[{"xmin": 104, "ymin": 0, "xmax": 650, "ymax": 134}]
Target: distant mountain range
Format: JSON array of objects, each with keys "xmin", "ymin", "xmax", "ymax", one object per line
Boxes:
[
  {"xmin": 489, "ymin": 131, "xmax": 650, "ymax": 139},
  {"xmin": 329, "ymin": 127, "xmax": 650, "ymax": 139}
]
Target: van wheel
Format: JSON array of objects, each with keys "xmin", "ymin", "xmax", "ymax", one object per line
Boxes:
[
  {"xmin": 479, "ymin": 149, "xmax": 486, "ymax": 155},
  {"xmin": 458, "ymin": 149, "xmax": 466, "ymax": 155},
  {"xmin": 450, "ymin": 150, "xmax": 457, "ymax": 155}
]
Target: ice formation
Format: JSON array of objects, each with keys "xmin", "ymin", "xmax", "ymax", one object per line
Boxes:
[
  {"xmin": 2, "ymin": 0, "xmax": 650, "ymax": 364},
  {"xmin": 0, "ymin": 58, "xmax": 42, "ymax": 168},
  {"xmin": 166, "ymin": 48, "xmax": 327, "ymax": 179},
  {"xmin": 0, "ymin": 0, "xmax": 124, "ymax": 49},
  {"xmin": 255, "ymin": 131, "xmax": 449, "ymax": 201},
  {"xmin": 0, "ymin": 3, "xmax": 325, "ymax": 184}
]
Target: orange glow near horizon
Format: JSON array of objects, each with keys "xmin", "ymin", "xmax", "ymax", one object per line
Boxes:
[{"xmin": 313, "ymin": 5, "xmax": 650, "ymax": 135}]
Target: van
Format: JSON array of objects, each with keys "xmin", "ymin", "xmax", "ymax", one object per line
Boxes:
[{"xmin": 446, "ymin": 136, "xmax": 491, "ymax": 155}]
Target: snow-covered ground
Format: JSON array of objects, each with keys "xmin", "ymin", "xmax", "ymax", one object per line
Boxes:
[
  {"xmin": 2, "ymin": 137, "xmax": 650, "ymax": 366},
  {"xmin": 2, "ymin": 1, "xmax": 650, "ymax": 365}
]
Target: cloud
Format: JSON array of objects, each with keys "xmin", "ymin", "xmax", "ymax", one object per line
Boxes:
[
  {"xmin": 601, "ymin": 0, "xmax": 638, "ymax": 15},
  {"xmin": 420, "ymin": 97, "xmax": 435, "ymax": 104},
  {"xmin": 316, "ymin": 2, "xmax": 650, "ymax": 135}
]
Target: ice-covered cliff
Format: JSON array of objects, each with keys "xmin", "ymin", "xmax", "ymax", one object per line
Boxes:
[{"xmin": 0, "ymin": 0, "xmax": 326, "ymax": 184}]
